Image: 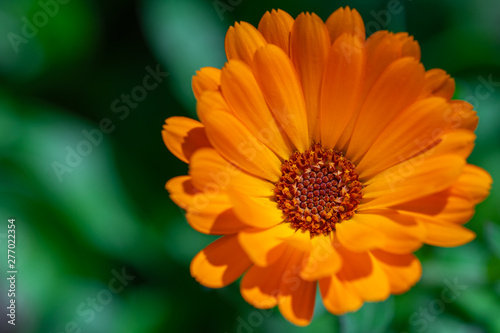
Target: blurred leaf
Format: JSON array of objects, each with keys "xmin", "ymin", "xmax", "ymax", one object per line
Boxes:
[
  {"xmin": 425, "ymin": 314, "xmax": 485, "ymax": 333},
  {"xmin": 340, "ymin": 297, "xmax": 394, "ymax": 333},
  {"xmin": 0, "ymin": 0, "xmax": 98, "ymax": 81},
  {"xmin": 141, "ymin": 0, "xmax": 226, "ymax": 117},
  {"xmin": 456, "ymin": 287, "xmax": 500, "ymax": 332},
  {"xmin": 484, "ymin": 221, "xmax": 500, "ymax": 258},
  {"xmin": 421, "ymin": 244, "xmax": 489, "ymax": 286}
]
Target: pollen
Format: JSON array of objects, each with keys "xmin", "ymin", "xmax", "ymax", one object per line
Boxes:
[{"xmin": 274, "ymin": 143, "xmax": 363, "ymax": 237}]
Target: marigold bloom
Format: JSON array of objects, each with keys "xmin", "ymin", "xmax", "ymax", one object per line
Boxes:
[{"xmin": 162, "ymin": 7, "xmax": 492, "ymax": 326}]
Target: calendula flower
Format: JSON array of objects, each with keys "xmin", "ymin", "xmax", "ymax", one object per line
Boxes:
[{"xmin": 162, "ymin": 7, "xmax": 492, "ymax": 326}]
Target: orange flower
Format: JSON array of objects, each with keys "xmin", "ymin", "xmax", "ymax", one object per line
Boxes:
[{"xmin": 162, "ymin": 7, "xmax": 492, "ymax": 326}]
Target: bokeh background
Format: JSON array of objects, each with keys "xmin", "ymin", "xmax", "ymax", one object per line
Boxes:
[{"xmin": 1, "ymin": 0, "xmax": 499, "ymax": 332}]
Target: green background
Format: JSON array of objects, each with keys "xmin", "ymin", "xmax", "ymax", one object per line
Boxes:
[{"xmin": 1, "ymin": 0, "xmax": 499, "ymax": 332}]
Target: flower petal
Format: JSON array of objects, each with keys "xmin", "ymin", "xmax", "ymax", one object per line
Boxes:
[
  {"xmin": 421, "ymin": 218, "xmax": 476, "ymax": 247},
  {"xmin": 347, "ymin": 57, "xmax": 425, "ymax": 162},
  {"xmin": 192, "ymin": 67, "xmax": 221, "ymax": 100},
  {"xmin": 230, "ymin": 191, "xmax": 283, "ymax": 229},
  {"xmin": 320, "ymin": 274, "xmax": 363, "ymax": 315},
  {"xmin": 320, "ymin": 33, "xmax": 365, "ymax": 150},
  {"xmin": 238, "ymin": 223, "xmax": 294, "ymax": 266},
  {"xmin": 325, "ymin": 6, "xmax": 365, "ymax": 42},
  {"xmin": 336, "ymin": 248, "xmax": 391, "ymax": 302},
  {"xmin": 449, "ymin": 100, "xmax": 478, "ymax": 131},
  {"xmin": 290, "ymin": 12, "xmax": 331, "ymax": 143},
  {"xmin": 162, "ymin": 117, "xmax": 212, "ymax": 163},
  {"xmin": 363, "ymin": 31, "xmax": 420, "ymax": 99},
  {"xmin": 392, "ymin": 189, "xmax": 475, "ymax": 226},
  {"xmin": 240, "ymin": 247, "xmax": 303, "ymax": 309},
  {"xmin": 421, "ymin": 68, "xmax": 455, "ymax": 100},
  {"xmin": 357, "ymin": 98, "xmax": 476, "ymax": 178},
  {"xmin": 392, "ymin": 164, "xmax": 492, "ymax": 225},
  {"xmin": 336, "ymin": 211, "xmax": 424, "ymax": 253},
  {"xmin": 166, "ymin": 175, "xmax": 250, "ymax": 234},
  {"xmin": 362, "ymin": 154, "xmax": 465, "ymax": 209},
  {"xmin": 189, "ymin": 147, "xmax": 274, "ymax": 197},
  {"xmin": 187, "ymin": 207, "xmax": 250, "ymax": 235},
  {"xmin": 165, "ymin": 175, "xmax": 199, "ymax": 209},
  {"xmin": 453, "ymin": 164, "xmax": 492, "ymax": 204},
  {"xmin": 221, "ymin": 60, "xmax": 293, "ymax": 159},
  {"xmin": 371, "ymin": 250, "xmax": 422, "ymax": 294},
  {"xmin": 300, "ymin": 234, "xmax": 341, "ymax": 281},
  {"xmin": 191, "ymin": 234, "xmax": 252, "ymax": 288},
  {"xmin": 278, "ymin": 278, "xmax": 316, "ymax": 326},
  {"xmin": 198, "ymin": 91, "xmax": 282, "ymax": 182},
  {"xmin": 253, "ymin": 44, "xmax": 310, "ymax": 152},
  {"xmin": 258, "ymin": 9, "xmax": 294, "ymax": 54},
  {"xmin": 225, "ymin": 22, "xmax": 267, "ymax": 65}
]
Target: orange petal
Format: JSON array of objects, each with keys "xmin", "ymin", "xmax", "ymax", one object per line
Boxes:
[
  {"xmin": 421, "ymin": 68, "xmax": 455, "ymax": 100},
  {"xmin": 336, "ymin": 248, "xmax": 391, "ymax": 302},
  {"xmin": 258, "ymin": 9, "xmax": 294, "ymax": 54},
  {"xmin": 187, "ymin": 207, "xmax": 250, "ymax": 235},
  {"xmin": 392, "ymin": 164, "xmax": 491, "ymax": 225},
  {"xmin": 420, "ymin": 218, "xmax": 476, "ymax": 247},
  {"xmin": 325, "ymin": 6, "xmax": 365, "ymax": 42},
  {"xmin": 391, "ymin": 189, "xmax": 475, "ymax": 226},
  {"xmin": 363, "ymin": 31, "xmax": 421, "ymax": 99},
  {"xmin": 165, "ymin": 175, "xmax": 199, "ymax": 209},
  {"xmin": 278, "ymin": 278, "xmax": 316, "ymax": 326},
  {"xmin": 290, "ymin": 12, "xmax": 331, "ymax": 143},
  {"xmin": 320, "ymin": 274, "xmax": 363, "ymax": 315},
  {"xmin": 192, "ymin": 67, "xmax": 221, "ymax": 100},
  {"xmin": 453, "ymin": 164, "xmax": 492, "ymax": 204},
  {"xmin": 191, "ymin": 234, "xmax": 252, "ymax": 288},
  {"xmin": 347, "ymin": 57, "xmax": 425, "ymax": 162},
  {"xmin": 320, "ymin": 33, "xmax": 365, "ymax": 149},
  {"xmin": 336, "ymin": 211, "xmax": 424, "ymax": 253},
  {"xmin": 225, "ymin": 22, "xmax": 267, "ymax": 65},
  {"xmin": 427, "ymin": 130, "xmax": 476, "ymax": 158},
  {"xmin": 162, "ymin": 117, "xmax": 212, "ymax": 163},
  {"xmin": 253, "ymin": 44, "xmax": 310, "ymax": 152},
  {"xmin": 230, "ymin": 191, "xmax": 283, "ymax": 229},
  {"xmin": 300, "ymin": 234, "xmax": 341, "ymax": 281},
  {"xmin": 166, "ymin": 176, "xmax": 250, "ymax": 234},
  {"xmin": 240, "ymin": 247, "xmax": 303, "ymax": 309},
  {"xmin": 197, "ymin": 91, "xmax": 282, "ymax": 182},
  {"xmin": 189, "ymin": 147, "xmax": 274, "ymax": 197},
  {"xmin": 371, "ymin": 250, "xmax": 422, "ymax": 294},
  {"xmin": 357, "ymin": 98, "xmax": 476, "ymax": 178},
  {"xmin": 221, "ymin": 60, "xmax": 293, "ymax": 159},
  {"xmin": 448, "ymin": 100, "xmax": 478, "ymax": 131},
  {"xmin": 362, "ymin": 153, "xmax": 465, "ymax": 209},
  {"xmin": 238, "ymin": 224, "xmax": 294, "ymax": 266}
]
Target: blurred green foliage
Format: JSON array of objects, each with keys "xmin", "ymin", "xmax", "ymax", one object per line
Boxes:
[{"xmin": 0, "ymin": 0, "xmax": 499, "ymax": 332}]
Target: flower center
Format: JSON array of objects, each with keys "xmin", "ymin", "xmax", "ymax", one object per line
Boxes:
[{"xmin": 274, "ymin": 143, "xmax": 363, "ymax": 237}]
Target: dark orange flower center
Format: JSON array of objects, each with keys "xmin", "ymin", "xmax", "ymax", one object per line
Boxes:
[{"xmin": 274, "ymin": 143, "xmax": 363, "ymax": 237}]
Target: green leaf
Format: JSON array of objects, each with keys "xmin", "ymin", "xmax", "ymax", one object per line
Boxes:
[
  {"xmin": 141, "ymin": 0, "xmax": 227, "ymax": 117},
  {"xmin": 485, "ymin": 221, "xmax": 500, "ymax": 258},
  {"xmin": 340, "ymin": 297, "xmax": 394, "ymax": 333}
]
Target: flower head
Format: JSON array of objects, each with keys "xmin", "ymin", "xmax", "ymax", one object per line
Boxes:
[{"xmin": 162, "ymin": 7, "xmax": 492, "ymax": 326}]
